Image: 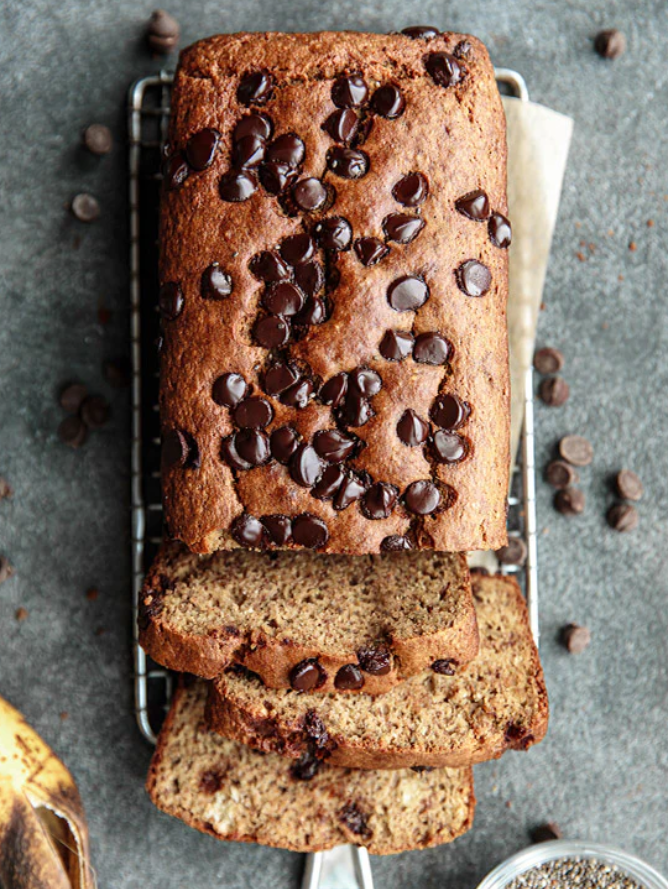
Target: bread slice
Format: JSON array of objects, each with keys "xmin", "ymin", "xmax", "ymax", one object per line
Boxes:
[
  {"xmin": 146, "ymin": 679, "xmax": 475, "ymax": 855},
  {"xmin": 139, "ymin": 543, "xmax": 478, "ymax": 695},
  {"xmin": 208, "ymin": 574, "xmax": 548, "ymax": 769}
]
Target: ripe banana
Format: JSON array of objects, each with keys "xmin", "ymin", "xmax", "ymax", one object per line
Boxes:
[{"xmin": 0, "ymin": 694, "xmax": 94, "ymax": 888}]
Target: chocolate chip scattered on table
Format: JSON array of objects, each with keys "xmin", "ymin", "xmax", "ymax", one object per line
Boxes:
[
  {"xmin": 71, "ymin": 193, "xmax": 100, "ymax": 223},
  {"xmin": 530, "ymin": 821, "xmax": 563, "ymax": 843},
  {"xmin": 554, "ymin": 486, "xmax": 585, "ymax": 516},
  {"xmin": 561, "ymin": 623, "xmax": 591, "ymax": 654},
  {"xmin": 539, "ymin": 376, "xmax": 570, "ymax": 407},
  {"xmin": 146, "ymin": 9, "xmax": 180, "ymax": 54},
  {"xmin": 607, "ymin": 502, "xmax": 638, "ymax": 532},
  {"xmin": 533, "ymin": 346, "xmax": 564, "ymax": 375},
  {"xmin": 545, "ymin": 460, "xmax": 579, "ymax": 489},
  {"xmin": 559, "ymin": 435, "xmax": 594, "ymax": 467},
  {"xmin": 82, "ymin": 124, "xmax": 113, "ymax": 155},
  {"xmin": 495, "ymin": 537, "xmax": 528, "ymax": 566},
  {"xmin": 615, "ymin": 469, "xmax": 643, "ymax": 501},
  {"xmin": 595, "ymin": 29, "xmax": 626, "ymax": 60}
]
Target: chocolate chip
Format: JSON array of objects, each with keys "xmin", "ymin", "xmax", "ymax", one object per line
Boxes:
[
  {"xmin": 250, "ymin": 250, "xmax": 291, "ymax": 282},
  {"xmin": 340, "ymin": 391, "xmax": 374, "ymax": 427},
  {"xmin": 290, "ymin": 444, "xmax": 323, "ymax": 487},
  {"xmin": 270, "ymin": 426, "xmax": 300, "ymax": 464},
  {"xmin": 212, "ymin": 373, "xmax": 248, "ymax": 407},
  {"xmin": 262, "ymin": 514, "xmax": 293, "ymax": 545},
  {"xmin": 186, "ymin": 128, "xmax": 220, "ymax": 170},
  {"xmin": 146, "ymin": 9, "xmax": 180, "ymax": 54},
  {"xmin": 280, "ymin": 378, "xmax": 314, "ymax": 408},
  {"xmin": 232, "ymin": 134, "xmax": 265, "ymax": 169},
  {"xmin": 320, "ymin": 373, "xmax": 348, "ymax": 407},
  {"xmin": 234, "ymin": 397, "xmax": 273, "ymax": 430},
  {"xmin": 162, "ymin": 429, "xmax": 189, "ymax": 467},
  {"xmin": 292, "ymin": 514, "xmax": 329, "ymax": 549},
  {"xmin": 219, "ymin": 170, "xmax": 258, "ymax": 202},
  {"xmin": 349, "ymin": 368, "xmax": 382, "ymax": 397},
  {"xmin": 264, "ymin": 362, "xmax": 299, "ymax": 396},
  {"xmin": 397, "ymin": 410, "xmax": 429, "ymax": 446},
  {"xmin": 60, "ymin": 383, "xmax": 88, "ymax": 414},
  {"xmin": 595, "ymin": 29, "xmax": 626, "ymax": 60},
  {"xmin": 379, "ymin": 329, "xmax": 414, "ymax": 361},
  {"xmin": 220, "ymin": 435, "xmax": 251, "ymax": 471},
  {"xmin": 534, "ymin": 347, "xmax": 564, "ymax": 375},
  {"xmin": 615, "ymin": 469, "xmax": 643, "ymax": 501},
  {"xmin": 290, "ymin": 751, "xmax": 321, "ymax": 781},
  {"xmin": 231, "ymin": 514, "xmax": 267, "ymax": 547},
  {"xmin": 339, "ymin": 802, "xmax": 372, "ymax": 839},
  {"xmin": 335, "ymin": 664, "xmax": 364, "ymax": 690},
  {"xmin": 266, "ymin": 133, "xmax": 305, "ymax": 168},
  {"xmin": 259, "ymin": 161, "xmax": 296, "ymax": 195},
  {"xmin": 354, "ymin": 237, "xmax": 389, "ymax": 267},
  {"xmin": 559, "ymin": 435, "xmax": 594, "ymax": 467},
  {"xmin": 294, "ymin": 297, "xmax": 328, "ymax": 329},
  {"xmin": 432, "ymin": 431, "xmax": 469, "ymax": 464},
  {"xmin": 71, "ymin": 193, "xmax": 100, "ymax": 222},
  {"xmin": 454, "ymin": 40, "xmax": 473, "ymax": 59},
  {"xmin": 201, "ymin": 263, "xmax": 233, "ymax": 299},
  {"xmin": 58, "ymin": 415, "xmax": 88, "ymax": 449},
  {"xmin": 334, "ymin": 474, "xmax": 367, "ymax": 510},
  {"xmin": 545, "ymin": 460, "xmax": 579, "ymax": 489},
  {"xmin": 401, "ymin": 25, "xmax": 440, "ymax": 39},
  {"xmin": 405, "ymin": 480, "xmax": 440, "ymax": 515},
  {"xmin": 413, "ymin": 332, "xmax": 452, "ymax": 365},
  {"xmin": 254, "ymin": 314, "xmax": 291, "ymax": 348},
  {"xmin": 158, "ymin": 282, "xmax": 183, "ymax": 320},
  {"xmin": 294, "ymin": 260, "xmax": 324, "ymax": 297},
  {"xmin": 554, "ymin": 487, "xmax": 586, "ymax": 516},
  {"xmin": 313, "ymin": 217, "xmax": 352, "ymax": 251},
  {"xmin": 303, "ymin": 710, "xmax": 329, "ymax": 747},
  {"xmin": 381, "ymin": 535, "xmax": 412, "ymax": 552},
  {"xmin": 489, "ymin": 212, "xmax": 512, "ymax": 248},
  {"xmin": 263, "ymin": 281, "xmax": 305, "ymax": 316},
  {"xmin": 387, "ymin": 275, "xmax": 429, "ymax": 311},
  {"xmin": 290, "ymin": 659, "xmax": 327, "ymax": 691},
  {"xmin": 495, "ymin": 537, "xmax": 528, "ymax": 566},
  {"xmin": 431, "ymin": 394, "xmax": 470, "ymax": 429},
  {"xmin": 357, "ymin": 647, "xmax": 391, "ymax": 675},
  {"xmin": 327, "ymin": 146, "xmax": 369, "ymax": 179},
  {"xmin": 456, "ymin": 260, "xmax": 492, "ymax": 297},
  {"xmin": 432, "ymin": 659, "xmax": 456, "ymax": 675},
  {"xmin": 538, "ymin": 376, "xmax": 570, "ymax": 407},
  {"xmin": 163, "ymin": 153, "xmax": 189, "ymax": 190},
  {"xmin": 292, "ymin": 178, "xmax": 328, "ymax": 212},
  {"xmin": 234, "ymin": 429, "xmax": 271, "ymax": 466},
  {"xmin": 313, "ymin": 429, "xmax": 357, "ymax": 463},
  {"xmin": 234, "ymin": 113, "xmax": 273, "ymax": 143},
  {"xmin": 392, "ymin": 172, "xmax": 429, "ymax": 207},
  {"xmin": 362, "ymin": 482, "xmax": 398, "ymax": 519},
  {"xmin": 371, "ymin": 83, "xmax": 405, "ymax": 119},
  {"xmin": 561, "ymin": 623, "xmax": 591, "ymax": 654},
  {"xmin": 531, "ymin": 822, "xmax": 563, "ymax": 844},
  {"xmin": 237, "ymin": 70, "xmax": 274, "ymax": 106},
  {"xmin": 455, "ymin": 190, "xmax": 490, "ymax": 220},
  {"xmin": 425, "ymin": 53, "xmax": 463, "ymax": 88},
  {"xmin": 80, "ymin": 395, "xmax": 110, "ymax": 429},
  {"xmin": 323, "ymin": 108, "xmax": 359, "ymax": 143},
  {"xmin": 312, "ymin": 465, "xmax": 346, "ymax": 500},
  {"xmin": 280, "ymin": 233, "xmax": 315, "ymax": 267},
  {"xmin": 607, "ymin": 502, "xmax": 639, "ymax": 532},
  {"xmin": 82, "ymin": 124, "xmax": 113, "ymax": 155},
  {"xmin": 382, "ymin": 213, "xmax": 424, "ymax": 244},
  {"xmin": 331, "ymin": 74, "xmax": 368, "ymax": 108}
]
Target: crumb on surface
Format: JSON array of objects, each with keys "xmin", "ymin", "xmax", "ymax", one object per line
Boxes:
[{"xmin": 15, "ymin": 607, "xmax": 28, "ymax": 621}]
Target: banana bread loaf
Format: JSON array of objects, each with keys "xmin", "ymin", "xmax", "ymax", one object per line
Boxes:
[
  {"xmin": 207, "ymin": 574, "xmax": 548, "ymax": 768},
  {"xmin": 147, "ymin": 679, "xmax": 475, "ymax": 854},
  {"xmin": 139, "ymin": 543, "xmax": 478, "ymax": 694},
  {"xmin": 159, "ymin": 29, "xmax": 510, "ymax": 555}
]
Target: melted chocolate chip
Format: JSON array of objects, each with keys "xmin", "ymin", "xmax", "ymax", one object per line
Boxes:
[
  {"xmin": 162, "ymin": 429, "xmax": 189, "ymax": 467},
  {"xmin": 401, "ymin": 25, "xmax": 440, "ymax": 39},
  {"xmin": 280, "ymin": 233, "xmax": 315, "ymax": 267},
  {"xmin": 262, "ymin": 514, "xmax": 293, "ymax": 545},
  {"xmin": 397, "ymin": 409, "xmax": 429, "ymax": 446},
  {"xmin": 232, "ymin": 134, "xmax": 265, "ymax": 169},
  {"xmin": 158, "ymin": 282, "xmax": 184, "ymax": 320},
  {"xmin": 432, "ymin": 658, "xmax": 456, "ymax": 675},
  {"xmin": 379, "ymin": 329, "xmax": 414, "ymax": 361},
  {"xmin": 425, "ymin": 52, "xmax": 463, "ymax": 88},
  {"xmin": 331, "ymin": 73, "xmax": 368, "ymax": 108},
  {"xmin": 340, "ymin": 391, "xmax": 374, "ymax": 427},
  {"xmin": 362, "ymin": 482, "xmax": 398, "ymax": 519},
  {"xmin": 263, "ymin": 281, "xmax": 305, "ymax": 316},
  {"xmin": 250, "ymin": 250, "xmax": 291, "ymax": 282},
  {"xmin": 456, "ymin": 260, "xmax": 492, "ymax": 297},
  {"xmin": 382, "ymin": 213, "xmax": 424, "ymax": 244},
  {"xmin": 313, "ymin": 216, "xmax": 352, "ymax": 251},
  {"xmin": 270, "ymin": 426, "xmax": 300, "ymax": 463},
  {"xmin": 290, "ymin": 444, "xmax": 324, "ymax": 487},
  {"xmin": 234, "ymin": 113, "xmax": 273, "ymax": 143},
  {"xmin": 235, "ymin": 429, "xmax": 271, "ymax": 465},
  {"xmin": 290, "ymin": 659, "xmax": 327, "ymax": 691},
  {"xmin": 219, "ymin": 170, "xmax": 258, "ymax": 202},
  {"xmin": 404, "ymin": 480, "xmax": 441, "ymax": 515},
  {"xmin": 489, "ymin": 212, "xmax": 512, "ymax": 248},
  {"xmin": 354, "ymin": 237, "xmax": 389, "ymax": 266},
  {"xmin": 266, "ymin": 134, "xmax": 305, "ymax": 168},
  {"xmin": 392, "ymin": 172, "xmax": 428, "ymax": 207},
  {"xmin": 294, "ymin": 260, "xmax": 324, "ymax": 297},
  {"xmin": 432, "ymin": 431, "xmax": 469, "ymax": 463},
  {"xmin": 431, "ymin": 394, "xmax": 471, "ymax": 429},
  {"xmin": 387, "ymin": 276, "xmax": 429, "ymax": 312},
  {"xmin": 381, "ymin": 535, "xmax": 412, "ymax": 552},
  {"xmin": 334, "ymin": 474, "xmax": 367, "ymax": 510},
  {"xmin": 320, "ymin": 373, "xmax": 348, "ymax": 407},
  {"xmin": 327, "ymin": 146, "xmax": 369, "ymax": 179},
  {"xmin": 357, "ymin": 647, "xmax": 391, "ymax": 675},
  {"xmin": 254, "ymin": 314, "xmax": 291, "ymax": 348},
  {"xmin": 290, "ymin": 751, "xmax": 321, "ymax": 781},
  {"xmin": 292, "ymin": 177, "xmax": 328, "ymax": 212},
  {"xmin": 293, "ymin": 298, "xmax": 326, "ymax": 328},
  {"xmin": 371, "ymin": 83, "xmax": 405, "ymax": 119},
  {"xmin": 292, "ymin": 514, "xmax": 329, "ymax": 549},
  {"xmin": 263, "ymin": 362, "xmax": 300, "ymax": 396},
  {"xmin": 201, "ymin": 263, "xmax": 233, "ymax": 299},
  {"xmin": 335, "ymin": 664, "xmax": 364, "ymax": 690},
  {"xmin": 454, "ymin": 40, "xmax": 473, "ymax": 59},
  {"xmin": 163, "ymin": 153, "xmax": 189, "ymax": 190},
  {"xmin": 212, "ymin": 372, "xmax": 248, "ymax": 407},
  {"xmin": 413, "ymin": 332, "xmax": 452, "ymax": 365},
  {"xmin": 349, "ymin": 368, "xmax": 380, "ymax": 398},
  {"xmin": 259, "ymin": 161, "xmax": 296, "ymax": 195},
  {"xmin": 186, "ymin": 128, "xmax": 220, "ymax": 170},
  {"xmin": 237, "ymin": 71, "xmax": 274, "ymax": 106},
  {"xmin": 280, "ymin": 378, "xmax": 314, "ymax": 408},
  {"xmin": 220, "ymin": 435, "xmax": 251, "ymax": 471},
  {"xmin": 455, "ymin": 189, "xmax": 490, "ymax": 220},
  {"xmin": 312, "ymin": 465, "xmax": 346, "ymax": 500},
  {"xmin": 313, "ymin": 429, "xmax": 357, "ymax": 463},
  {"xmin": 234, "ymin": 396, "xmax": 273, "ymax": 429},
  {"xmin": 231, "ymin": 514, "xmax": 267, "ymax": 547},
  {"xmin": 323, "ymin": 108, "xmax": 359, "ymax": 144}
]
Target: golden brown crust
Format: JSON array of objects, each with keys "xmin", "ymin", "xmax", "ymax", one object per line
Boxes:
[{"xmin": 160, "ymin": 30, "xmax": 509, "ymax": 555}]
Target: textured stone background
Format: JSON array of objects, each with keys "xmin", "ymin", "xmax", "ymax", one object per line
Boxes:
[{"xmin": 1, "ymin": 1, "xmax": 667, "ymax": 887}]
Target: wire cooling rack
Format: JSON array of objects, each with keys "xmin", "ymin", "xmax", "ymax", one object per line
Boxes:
[{"xmin": 128, "ymin": 67, "xmax": 537, "ymax": 889}]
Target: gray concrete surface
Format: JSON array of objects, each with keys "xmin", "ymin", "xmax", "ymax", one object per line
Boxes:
[{"xmin": 1, "ymin": 1, "xmax": 667, "ymax": 886}]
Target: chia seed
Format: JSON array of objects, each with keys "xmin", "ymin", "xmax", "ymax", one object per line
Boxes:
[{"xmin": 507, "ymin": 858, "xmax": 644, "ymax": 889}]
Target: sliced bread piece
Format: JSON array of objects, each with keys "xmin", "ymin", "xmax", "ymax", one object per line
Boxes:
[
  {"xmin": 208, "ymin": 574, "xmax": 548, "ymax": 769},
  {"xmin": 139, "ymin": 543, "xmax": 478, "ymax": 695},
  {"xmin": 147, "ymin": 679, "xmax": 475, "ymax": 855}
]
